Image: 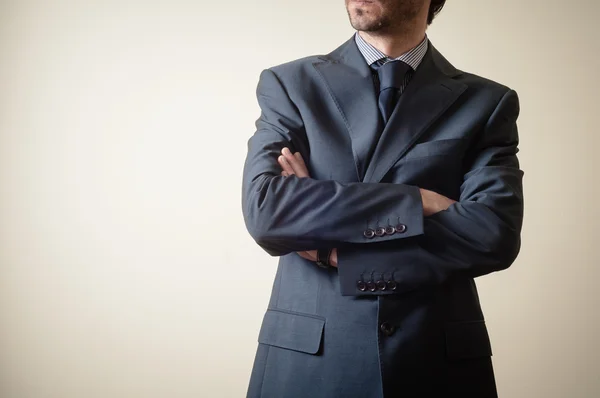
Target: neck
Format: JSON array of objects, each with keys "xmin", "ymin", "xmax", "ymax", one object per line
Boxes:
[{"xmin": 358, "ymin": 24, "xmax": 427, "ymax": 58}]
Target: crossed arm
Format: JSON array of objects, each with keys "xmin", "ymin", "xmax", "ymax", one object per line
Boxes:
[
  {"xmin": 242, "ymin": 69, "xmax": 524, "ymax": 295},
  {"xmin": 277, "ymin": 147, "xmax": 456, "ymax": 267}
]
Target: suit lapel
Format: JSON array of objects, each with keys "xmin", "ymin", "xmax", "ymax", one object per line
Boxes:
[
  {"xmin": 363, "ymin": 44, "xmax": 468, "ymax": 183},
  {"xmin": 313, "ymin": 37, "xmax": 381, "ymax": 180}
]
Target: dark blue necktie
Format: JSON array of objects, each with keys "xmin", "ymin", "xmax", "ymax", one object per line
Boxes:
[{"xmin": 371, "ymin": 59, "xmax": 412, "ymax": 125}]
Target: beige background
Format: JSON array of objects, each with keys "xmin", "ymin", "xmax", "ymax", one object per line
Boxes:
[{"xmin": 0, "ymin": 0, "xmax": 598, "ymax": 397}]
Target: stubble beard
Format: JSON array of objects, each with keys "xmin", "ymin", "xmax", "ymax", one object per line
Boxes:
[
  {"xmin": 347, "ymin": 0, "xmax": 423, "ymax": 34},
  {"xmin": 349, "ymin": 7, "xmax": 388, "ymax": 32}
]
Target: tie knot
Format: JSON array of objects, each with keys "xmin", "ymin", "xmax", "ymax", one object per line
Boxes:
[{"xmin": 374, "ymin": 60, "xmax": 412, "ymax": 91}]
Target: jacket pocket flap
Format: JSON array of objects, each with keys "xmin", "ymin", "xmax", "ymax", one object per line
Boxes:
[
  {"xmin": 258, "ymin": 309, "xmax": 325, "ymax": 355},
  {"xmin": 445, "ymin": 320, "xmax": 493, "ymax": 360}
]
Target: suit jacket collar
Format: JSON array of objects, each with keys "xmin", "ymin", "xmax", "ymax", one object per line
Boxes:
[{"xmin": 313, "ymin": 36, "xmax": 467, "ymax": 183}]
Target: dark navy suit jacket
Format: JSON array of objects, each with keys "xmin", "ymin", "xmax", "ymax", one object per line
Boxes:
[{"xmin": 242, "ymin": 36, "xmax": 524, "ymax": 398}]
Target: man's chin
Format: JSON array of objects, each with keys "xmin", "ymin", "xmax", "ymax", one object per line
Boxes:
[
  {"xmin": 348, "ymin": 11, "xmax": 384, "ymax": 31},
  {"xmin": 351, "ymin": 21, "xmax": 383, "ymax": 32}
]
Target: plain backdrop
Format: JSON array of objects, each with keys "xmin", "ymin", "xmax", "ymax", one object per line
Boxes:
[{"xmin": 0, "ymin": 1, "xmax": 598, "ymax": 397}]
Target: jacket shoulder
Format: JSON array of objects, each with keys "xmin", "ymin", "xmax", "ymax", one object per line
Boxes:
[
  {"xmin": 430, "ymin": 42, "xmax": 516, "ymax": 100},
  {"xmin": 259, "ymin": 37, "xmax": 355, "ymax": 84},
  {"xmin": 261, "ymin": 54, "xmax": 324, "ymax": 82},
  {"xmin": 458, "ymin": 71, "xmax": 514, "ymax": 95}
]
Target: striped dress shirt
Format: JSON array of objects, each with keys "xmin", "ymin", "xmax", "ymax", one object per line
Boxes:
[{"xmin": 354, "ymin": 32, "xmax": 429, "ymax": 94}]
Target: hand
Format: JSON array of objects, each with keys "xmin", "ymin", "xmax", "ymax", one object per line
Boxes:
[
  {"xmin": 419, "ymin": 188, "xmax": 457, "ymax": 216},
  {"xmin": 297, "ymin": 248, "xmax": 338, "ymax": 268},
  {"xmin": 278, "ymin": 147, "xmax": 310, "ymax": 178},
  {"xmin": 278, "ymin": 148, "xmax": 338, "ymax": 267}
]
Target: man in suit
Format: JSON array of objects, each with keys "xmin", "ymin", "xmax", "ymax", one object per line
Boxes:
[{"xmin": 242, "ymin": 0, "xmax": 524, "ymax": 396}]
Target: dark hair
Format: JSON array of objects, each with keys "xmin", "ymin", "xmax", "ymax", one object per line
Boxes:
[{"xmin": 428, "ymin": 0, "xmax": 447, "ymax": 24}]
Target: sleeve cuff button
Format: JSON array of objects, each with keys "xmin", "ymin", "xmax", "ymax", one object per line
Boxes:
[
  {"xmin": 395, "ymin": 224, "xmax": 407, "ymax": 234},
  {"xmin": 364, "ymin": 229, "xmax": 376, "ymax": 239}
]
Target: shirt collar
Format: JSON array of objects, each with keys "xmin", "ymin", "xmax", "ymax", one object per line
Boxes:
[{"xmin": 354, "ymin": 31, "xmax": 428, "ymax": 70}]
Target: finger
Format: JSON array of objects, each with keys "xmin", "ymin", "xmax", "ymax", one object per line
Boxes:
[
  {"xmin": 282, "ymin": 148, "xmax": 298, "ymax": 167},
  {"xmin": 278, "ymin": 155, "xmax": 295, "ymax": 175},
  {"xmin": 298, "ymin": 251, "xmax": 317, "ymax": 261},
  {"xmin": 305, "ymin": 250, "xmax": 318, "ymax": 261},
  {"xmin": 281, "ymin": 171, "xmax": 289, "ymax": 177},
  {"xmin": 293, "ymin": 151, "xmax": 308, "ymax": 169},
  {"xmin": 282, "ymin": 148, "xmax": 308, "ymax": 178},
  {"xmin": 330, "ymin": 248, "xmax": 338, "ymax": 268},
  {"xmin": 292, "ymin": 152, "xmax": 310, "ymax": 178},
  {"xmin": 297, "ymin": 251, "xmax": 312, "ymax": 261}
]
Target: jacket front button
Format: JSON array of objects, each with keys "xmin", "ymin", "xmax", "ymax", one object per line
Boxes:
[
  {"xmin": 364, "ymin": 229, "xmax": 376, "ymax": 239},
  {"xmin": 380, "ymin": 322, "xmax": 396, "ymax": 336}
]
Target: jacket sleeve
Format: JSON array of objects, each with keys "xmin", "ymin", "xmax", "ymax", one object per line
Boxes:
[
  {"xmin": 242, "ymin": 68, "xmax": 425, "ymax": 256},
  {"xmin": 337, "ymin": 89, "xmax": 525, "ymax": 296}
]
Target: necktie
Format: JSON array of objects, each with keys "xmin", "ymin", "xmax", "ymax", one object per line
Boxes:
[{"xmin": 371, "ymin": 59, "xmax": 412, "ymax": 125}]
